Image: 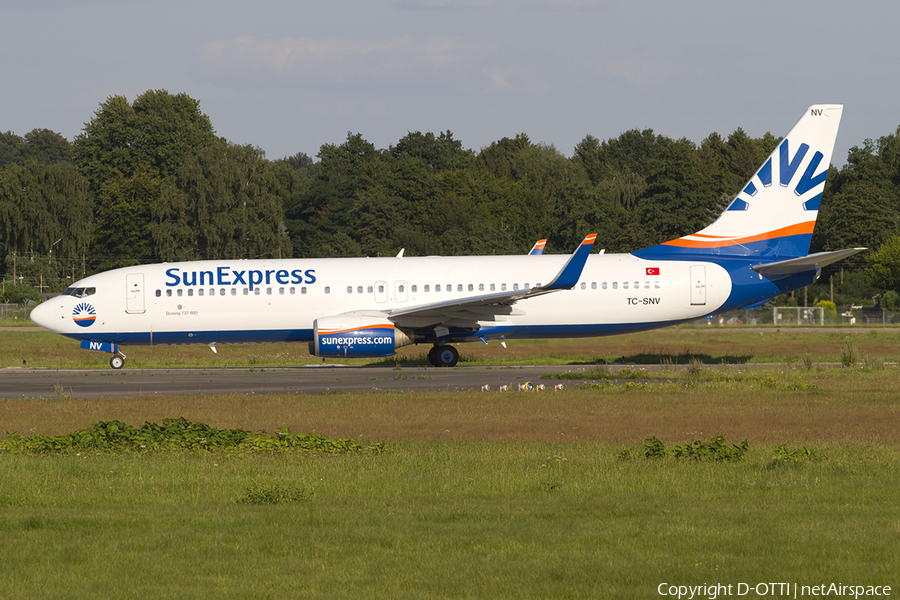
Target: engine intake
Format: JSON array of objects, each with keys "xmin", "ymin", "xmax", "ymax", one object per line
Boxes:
[{"xmin": 311, "ymin": 315, "xmax": 412, "ymax": 358}]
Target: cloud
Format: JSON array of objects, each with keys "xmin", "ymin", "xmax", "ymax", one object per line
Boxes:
[
  {"xmin": 201, "ymin": 35, "xmax": 483, "ymax": 87},
  {"xmin": 596, "ymin": 59, "xmax": 691, "ymax": 89},
  {"xmin": 397, "ymin": 0, "xmax": 493, "ymax": 7}
]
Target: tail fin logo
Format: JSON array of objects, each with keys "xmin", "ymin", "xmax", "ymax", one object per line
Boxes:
[{"xmin": 731, "ymin": 138, "xmax": 827, "ymax": 213}]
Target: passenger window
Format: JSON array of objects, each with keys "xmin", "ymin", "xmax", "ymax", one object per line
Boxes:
[
  {"xmin": 347, "ymin": 286, "xmax": 353, "ymax": 294},
  {"xmin": 591, "ymin": 282, "xmax": 597, "ymax": 290},
  {"xmin": 357, "ymin": 286, "xmax": 363, "ymax": 294},
  {"xmin": 301, "ymin": 287, "xmax": 307, "ymax": 295},
  {"xmin": 513, "ymin": 283, "xmax": 519, "ymax": 291},
  {"xmin": 254, "ymin": 288, "xmax": 261, "ymax": 296},
  {"xmin": 279, "ymin": 287, "xmax": 285, "ymax": 295},
  {"xmin": 368, "ymin": 285, "xmax": 374, "ymax": 294},
  {"xmin": 490, "ymin": 284, "xmax": 496, "ymax": 291},
  {"xmin": 457, "ymin": 284, "xmax": 462, "ymax": 292},
  {"xmin": 411, "ymin": 285, "xmax": 417, "ymax": 293},
  {"xmin": 220, "ymin": 288, "xmax": 226, "ymax": 296},
  {"xmin": 177, "ymin": 289, "xmax": 183, "ymax": 297},
  {"xmin": 612, "ymin": 282, "xmax": 618, "ymax": 290},
  {"xmin": 84, "ymin": 288, "xmax": 95, "ymax": 297},
  {"xmin": 501, "ymin": 283, "xmax": 507, "ymax": 291},
  {"xmin": 198, "ymin": 289, "xmax": 204, "ymax": 297},
  {"xmin": 243, "ymin": 288, "xmax": 249, "ymax": 295},
  {"xmin": 602, "ymin": 282, "xmax": 608, "ymax": 290},
  {"xmin": 188, "ymin": 289, "xmax": 194, "ymax": 297},
  {"xmin": 436, "ymin": 284, "xmax": 441, "ymax": 292},
  {"xmin": 377, "ymin": 285, "xmax": 384, "ymax": 293},
  {"xmin": 633, "ymin": 281, "xmax": 639, "ymax": 289},
  {"xmin": 623, "ymin": 282, "xmax": 629, "ymax": 290},
  {"xmin": 324, "ymin": 287, "xmax": 330, "ymax": 294},
  {"xmin": 580, "ymin": 282, "xmax": 586, "ymax": 290},
  {"xmin": 399, "ymin": 285, "xmax": 405, "ymax": 293},
  {"xmin": 155, "ymin": 290, "xmax": 161, "ymax": 297},
  {"xmin": 468, "ymin": 283, "xmax": 474, "ymax": 292},
  {"xmin": 424, "ymin": 284, "xmax": 430, "ymax": 292},
  {"xmin": 232, "ymin": 288, "xmax": 237, "ymax": 296},
  {"xmin": 478, "ymin": 284, "xmax": 484, "ymax": 291},
  {"xmin": 166, "ymin": 289, "xmax": 172, "ymax": 297},
  {"xmin": 289, "ymin": 287, "xmax": 295, "ymax": 295},
  {"xmin": 644, "ymin": 281, "xmax": 650, "ymax": 289}
]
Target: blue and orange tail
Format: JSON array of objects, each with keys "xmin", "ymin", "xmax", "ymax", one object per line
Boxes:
[{"xmin": 635, "ymin": 104, "xmax": 843, "ymax": 261}]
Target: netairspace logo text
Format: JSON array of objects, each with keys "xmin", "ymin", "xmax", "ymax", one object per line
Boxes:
[{"xmin": 658, "ymin": 582, "xmax": 891, "ymax": 599}]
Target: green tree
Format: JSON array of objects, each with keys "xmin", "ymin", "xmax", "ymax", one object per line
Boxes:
[
  {"xmin": 287, "ymin": 133, "xmax": 382, "ymax": 257},
  {"xmin": 0, "ymin": 161, "xmax": 92, "ymax": 263},
  {"xmin": 20, "ymin": 129, "xmax": 72, "ymax": 164},
  {"xmin": 73, "ymin": 90, "xmax": 218, "ymax": 191},
  {"xmin": 867, "ymin": 235, "xmax": 900, "ymax": 293},
  {"xmin": 73, "ymin": 90, "xmax": 220, "ymax": 266},
  {"xmin": 634, "ymin": 139, "xmax": 712, "ymax": 244},
  {"xmin": 153, "ymin": 143, "xmax": 291, "ymax": 261}
]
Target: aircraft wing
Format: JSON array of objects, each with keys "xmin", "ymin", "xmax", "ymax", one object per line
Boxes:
[
  {"xmin": 751, "ymin": 248, "xmax": 866, "ymax": 275},
  {"xmin": 388, "ymin": 234, "xmax": 596, "ymax": 327}
]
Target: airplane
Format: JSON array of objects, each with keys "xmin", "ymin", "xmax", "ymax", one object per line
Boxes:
[{"xmin": 31, "ymin": 105, "xmax": 864, "ymax": 369}]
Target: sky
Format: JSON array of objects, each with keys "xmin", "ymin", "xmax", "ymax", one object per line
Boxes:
[{"xmin": 3, "ymin": 0, "xmax": 899, "ymax": 166}]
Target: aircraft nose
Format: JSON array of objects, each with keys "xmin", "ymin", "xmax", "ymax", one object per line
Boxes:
[{"xmin": 30, "ymin": 300, "xmax": 61, "ymax": 331}]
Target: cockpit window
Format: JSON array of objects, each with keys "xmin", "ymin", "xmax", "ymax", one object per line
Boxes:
[{"xmin": 61, "ymin": 287, "xmax": 96, "ymax": 298}]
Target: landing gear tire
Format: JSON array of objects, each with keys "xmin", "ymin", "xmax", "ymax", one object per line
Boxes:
[
  {"xmin": 429, "ymin": 345, "xmax": 459, "ymax": 368},
  {"xmin": 109, "ymin": 355, "xmax": 125, "ymax": 370}
]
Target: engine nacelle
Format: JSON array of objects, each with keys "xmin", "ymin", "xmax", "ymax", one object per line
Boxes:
[{"xmin": 310, "ymin": 314, "xmax": 412, "ymax": 358}]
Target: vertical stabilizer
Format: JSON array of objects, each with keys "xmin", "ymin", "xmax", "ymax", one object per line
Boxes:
[{"xmin": 636, "ymin": 104, "xmax": 843, "ymax": 260}]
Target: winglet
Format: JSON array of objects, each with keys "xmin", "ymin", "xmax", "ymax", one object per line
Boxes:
[
  {"xmin": 540, "ymin": 233, "xmax": 596, "ymax": 291},
  {"xmin": 529, "ymin": 239, "xmax": 547, "ymax": 255}
]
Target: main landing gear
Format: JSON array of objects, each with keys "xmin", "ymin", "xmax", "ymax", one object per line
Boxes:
[{"xmin": 427, "ymin": 344, "xmax": 459, "ymax": 368}]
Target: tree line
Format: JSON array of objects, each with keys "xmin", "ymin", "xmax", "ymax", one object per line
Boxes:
[{"xmin": 2, "ymin": 89, "xmax": 898, "ymax": 308}]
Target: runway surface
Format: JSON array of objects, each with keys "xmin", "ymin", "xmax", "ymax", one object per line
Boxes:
[{"xmin": 0, "ymin": 365, "xmax": 599, "ymax": 399}]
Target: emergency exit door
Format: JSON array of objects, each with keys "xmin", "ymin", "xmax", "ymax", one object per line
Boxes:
[{"xmin": 690, "ymin": 265, "xmax": 706, "ymax": 306}]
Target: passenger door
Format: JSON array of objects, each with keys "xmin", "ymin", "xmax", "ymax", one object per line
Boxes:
[{"xmin": 126, "ymin": 273, "xmax": 145, "ymax": 314}]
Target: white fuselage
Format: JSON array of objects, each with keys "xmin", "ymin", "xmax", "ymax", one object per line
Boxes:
[{"xmin": 32, "ymin": 253, "xmax": 732, "ymax": 348}]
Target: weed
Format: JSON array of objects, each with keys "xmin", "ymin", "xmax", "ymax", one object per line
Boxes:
[
  {"xmin": 670, "ymin": 436, "xmax": 749, "ymax": 462},
  {"xmin": 770, "ymin": 444, "xmax": 823, "ymax": 466},
  {"xmin": 801, "ymin": 353, "xmax": 815, "ymax": 371},
  {"xmin": 232, "ymin": 482, "xmax": 312, "ymax": 505},
  {"xmin": 629, "ymin": 436, "xmax": 749, "ymax": 461},
  {"xmin": 682, "ymin": 358, "xmax": 704, "ymax": 387},
  {"xmin": 53, "ymin": 383, "xmax": 71, "ymax": 401},
  {"xmin": 0, "ymin": 418, "xmax": 384, "ymax": 455},
  {"xmin": 863, "ymin": 355, "xmax": 884, "ymax": 371},
  {"xmin": 840, "ymin": 341, "xmax": 859, "ymax": 367},
  {"xmin": 643, "ymin": 436, "xmax": 666, "ymax": 459}
]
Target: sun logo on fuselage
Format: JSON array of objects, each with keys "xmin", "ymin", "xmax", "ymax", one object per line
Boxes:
[{"xmin": 72, "ymin": 302, "xmax": 96, "ymax": 328}]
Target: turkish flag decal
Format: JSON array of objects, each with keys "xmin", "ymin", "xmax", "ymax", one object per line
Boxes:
[{"xmin": 646, "ymin": 267, "xmax": 660, "ymax": 276}]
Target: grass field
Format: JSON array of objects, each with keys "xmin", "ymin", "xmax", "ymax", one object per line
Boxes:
[
  {"xmin": 1, "ymin": 329, "xmax": 899, "ymax": 598},
  {"xmin": 4, "ymin": 324, "xmax": 900, "ymax": 369}
]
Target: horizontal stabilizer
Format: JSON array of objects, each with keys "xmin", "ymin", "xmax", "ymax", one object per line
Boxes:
[{"xmin": 751, "ymin": 248, "xmax": 866, "ymax": 275}]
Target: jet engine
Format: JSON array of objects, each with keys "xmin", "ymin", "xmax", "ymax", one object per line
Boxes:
[{"xmin": 310, "ymin": 314, "xmax": 413, "ymax": 358}]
